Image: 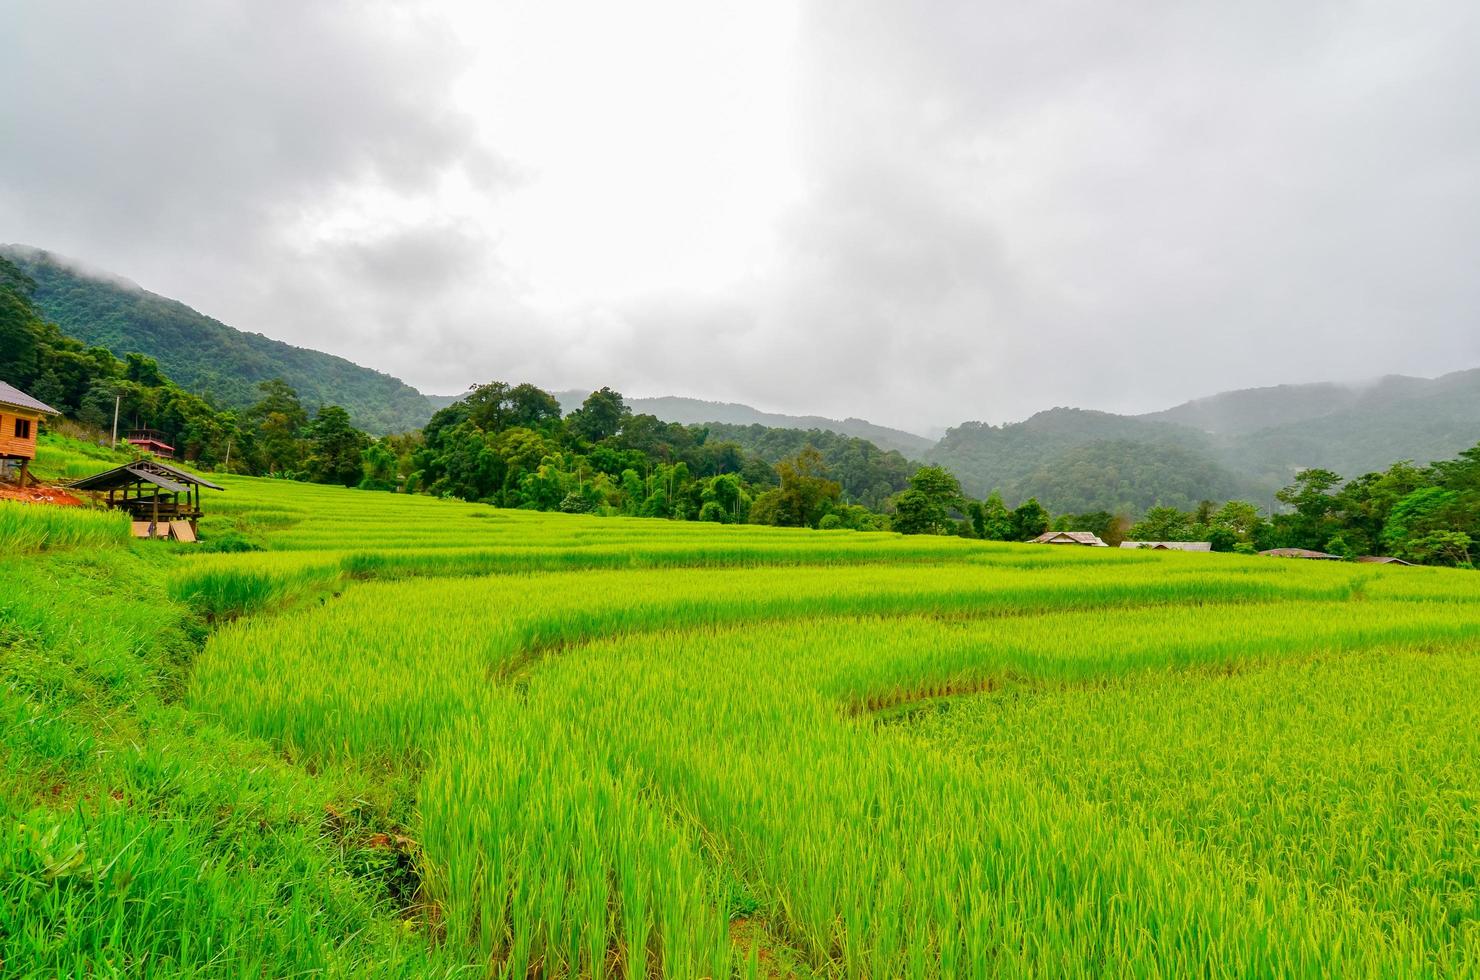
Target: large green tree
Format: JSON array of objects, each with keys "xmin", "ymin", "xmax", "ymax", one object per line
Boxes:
[
  {"xmin": 566, "ymin": 387, "xmax": 630, "ymax": 443},
  {"xmin": 762, "ymin": 447, "xmax": 841, "ymax": 528},
  {"xmin": 892, "ymin": 466, "xmax": 963, "ymax": 535},
  {"xmin": 306, "ymin": 405, "xmax": 371, "ymax": 487}
]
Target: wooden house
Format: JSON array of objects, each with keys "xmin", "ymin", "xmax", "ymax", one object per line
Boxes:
[
  {"xmin": 0, "ymin": 380, "xmax": 61, "ymax": 487},
  {"xmin": 1031, "ymin": 530, "xmax": 1109, "ymax": 547},
  {"xmin": 125, "ymin": 428, "xmax": 175, "ymax": 459},
  {"xmin": 1120, "ymin": 541, "xmax": 1212, "ymax": 552},
  {"xmin": 69, "ymin": 458, "xmax": 223, "ymax": 540},
  {"xmin": 1258, "ymin": 548, "xmax": 1341, "ymax": 560}
]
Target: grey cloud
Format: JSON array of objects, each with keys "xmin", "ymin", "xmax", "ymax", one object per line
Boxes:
[
  {"xmin": 1, "ymin": 0, "xmax": 505, "ymax": 380},
  {"xmin": 4, "ymin": 2, "xmax": 1479, "ymax": 433}
]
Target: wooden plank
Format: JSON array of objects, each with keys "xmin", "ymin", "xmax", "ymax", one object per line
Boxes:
[
  {"xmin": 131, "ymin": 521, "xmax": 154, "ymax": 539},
  {"xmin": 0, "ymin": 434, "xmax": 38, "ymax": 459},
  {"xmin": 169, "ymin": 520, "xmax": 197, "ymax": 543}
]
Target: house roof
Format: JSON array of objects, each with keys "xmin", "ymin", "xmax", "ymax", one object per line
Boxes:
[
  {"xmin": 0, "ymin": 380, "xmax": 60, "ymax": 416},
  {"xmin": 1120, "ymin": 541, "xmax": 1213, "ymax": 551},
  {"xmin": 1031, "ymin": 530, "xmax": 1109, "ymax": 547},
  {"xmin": 1356, "ymin": 555, "xmax": 1415, "ymax": 565},
  {"xmin": 1259, "ymin": 548, "xmax": 1341, "ymax": 559},
  {"xmin": 69, "ymin": 458, "xmax": 225, "ymax": 493}
]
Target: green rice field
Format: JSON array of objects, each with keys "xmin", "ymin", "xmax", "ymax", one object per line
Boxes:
[{"xmin": 4, "ymin": 461, "xmax": 1480, "ymax": 976}]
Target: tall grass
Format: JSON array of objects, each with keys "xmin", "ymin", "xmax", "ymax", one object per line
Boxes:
[
  {"xmin": 0, "ymin": 501, "xmax": 129, "ymax": 553},
  {"xmin": 14, "ymin": 463, "xmax": 1474, "ymax": 976}
]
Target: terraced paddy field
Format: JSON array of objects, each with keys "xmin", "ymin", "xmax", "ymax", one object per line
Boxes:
[{"xmin": 4, "ymin": 469, "xmax": 1479, "ymax": 976}]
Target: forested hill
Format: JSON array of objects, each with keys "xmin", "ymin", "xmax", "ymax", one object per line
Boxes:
[
  {"xmin": 3, "ymin": 245, "xmax": 438, "ymax": 435},
  {"xmin": 699, "ymin": 422, "xmax": 916, "ymax": 509},
  {"xmin": 1141, "ymin": 373, "xmax": 1459, "ymax": 435},
  {"xmin": 927, "ymin": 408, "xmax": 1238, "ymax": 506},
  {"xmin": 554, "ymin": 390, "xmax": 934, "ymax": 457},
  {"xmin": 931, "ymin": 370, "xmax": 1480, "ymax": 512}
]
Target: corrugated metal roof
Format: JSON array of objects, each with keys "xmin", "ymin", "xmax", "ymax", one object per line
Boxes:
[
  {"xmin": 1120, "ymin": 541, "xmax": 1213, "ymax": 551},
  {"xmin": 1032, "ymin": 531, "xmax": 1109, "ymax": 547},
  {"xmin": 69, "ymin": 459, "xmax": 225, "ymax": 493},
  {"xmin": 124, "ymin": 464, "xmax": 190, "ymax": 494},
  {"xmin": 0, "ymin": 380, "xmax": 60, "ymax": 416}
]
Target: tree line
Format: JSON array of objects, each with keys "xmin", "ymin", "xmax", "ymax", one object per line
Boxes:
[{"xmin": 4, "ymin": 253, "xmax": 1476, "ymax": 564}]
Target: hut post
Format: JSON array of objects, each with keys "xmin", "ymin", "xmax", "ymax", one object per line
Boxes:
[
  {"xmin": 151, "ymin": 490, "xmax": 159, "ymax": 537},
  {"xmin": 18, "ymin": 458, "xmax": 29, "ymax": 488}
]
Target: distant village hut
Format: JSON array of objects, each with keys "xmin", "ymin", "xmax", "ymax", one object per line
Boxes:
[
  {"xmin": 1356, "ymin": 555, "xmax": 1415, "ymax": 566},
  {"xmin": 1259, "ymin": 548, "xmax": 1342, "ymax": 560},
  {"xmin": 125, "ymin": 428, "xmax": 176, "ymax": 459},
  {"xmin": 1120, "ymin": 541, "xmax": 1212, "ymax": 552},
  {"xmin": 0, "ymin": 380, "xmax": 60, "ymax": 487},
  {"xmin": 1031, "ymin": 530, "xmax": 1109, "ymax": 547},
  {"xmin": 69, "ymin": 459, "xmax": 223, "ymax": 541}
]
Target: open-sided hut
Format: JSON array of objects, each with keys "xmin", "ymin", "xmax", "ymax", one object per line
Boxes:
[
  {"xmin": 69, "ymin": 459, "xmax": 223, "ymax": 540},
  {"xmin": 0, "ymin": 380, "xmax": 60, "ymax": 487}
]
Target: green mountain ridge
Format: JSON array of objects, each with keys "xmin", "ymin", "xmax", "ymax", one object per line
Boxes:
[
  {"xmin": 553, "ymin": 390, "xmax": 934, "ymax": 457},
  {"xmin": 929, "ymin": 372, "xmax": 1480, "ymax": 512},
  {"xmin": 10, "ymin": 243, "xmax": 1478, "ymax": 516},
  {"xmin": 3, "ymin": 245, "xmax": 439, "ymax": 435}
]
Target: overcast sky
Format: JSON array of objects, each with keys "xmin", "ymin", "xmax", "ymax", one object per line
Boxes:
[{"xmin": 4, "ymin": 1, "xmax": 1478, "ymax": 434}]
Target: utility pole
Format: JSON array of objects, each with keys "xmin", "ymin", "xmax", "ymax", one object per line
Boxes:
[
  {"xmin": 111, "ymin": 394, "xmax": 120, "ymax": 449},
  {"xmin": 224, "ymin": 440, "xmax": 232, "ymax": 471}
]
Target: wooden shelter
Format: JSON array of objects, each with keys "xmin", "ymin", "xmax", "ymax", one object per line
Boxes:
[
  {"xmin": 69, "ymin": 459, "xmax": 223, "ymax": 540},
  {"xmin": 125, "ymin": 428, "xmax": 175, "ymax": 459},
  {"xmin": 1259, "ymin": 547, "xmax": 1341, "ymax": 560},
  {"xmin": 1120, "ymin": 541, "xmax": 1213, "ymax": 552},
  {"xmin": 1031, "ymin": 530, "xmax": 1109, "ymax": 547},
  {"xmin": 1357, "ymin": 555, "xmax": 1416, "ymax": 566},
  {"xmin": 0, "ymin": 380, "xmax": 60, "ymax": 487}
]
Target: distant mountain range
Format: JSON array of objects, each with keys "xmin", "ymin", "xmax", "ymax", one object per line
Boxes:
[
  {"xmin": 927, "ymin": 369, "xmax": 1480, "ymax": 510},
  {"xmin": 8, "ymin": 243, "xmax": 1478, "ymax": 514},
  {"xmin": 553, "ymin": 390, "xmax": 934, "ymax": 457}
]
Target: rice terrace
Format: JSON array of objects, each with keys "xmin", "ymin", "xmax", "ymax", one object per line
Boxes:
[
  {"xmin": 7, "ymin": 3, "xmax": 1480, "ymax": 975},
  {"xmin": 3, "ymin": 439, "xmax": 1478, "ymax": 977}
]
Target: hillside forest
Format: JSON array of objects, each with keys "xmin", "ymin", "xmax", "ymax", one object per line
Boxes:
[{"xmin": 2, "ymin": 253, "xmax": 1476, "ymax": 566}]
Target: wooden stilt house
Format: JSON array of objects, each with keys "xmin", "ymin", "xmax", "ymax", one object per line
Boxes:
[
  {"xmin": 0, "ymin": 380, "xmax": 61, "ymax": 487},
  {"xmin": 125, "ymin": 428, "xmax": 175, "ymax": 459},
  {"xmin": 69, "ymin": 459, "xmax": 224, "ymax": 540}
]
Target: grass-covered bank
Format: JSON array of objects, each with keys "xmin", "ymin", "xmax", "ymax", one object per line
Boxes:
[
  {"xmin": 7, "ymin": 444, "xmax": 1480, "ymax": 977},
  {"xmin": 0, "ymin": 510, "xmax": 463, "ymax": 976}
]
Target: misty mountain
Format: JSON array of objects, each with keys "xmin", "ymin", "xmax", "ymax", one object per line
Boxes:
[
  {"xmin": 1221, "ymin": 369, "xmax": 1480, "ymax": 485},
  {"xmin": 11, "ymin": 243, "xmax": 1477, "ymax": 516},
  {"xmin": 928, "ymin": 408, "xmax": 1227, "ymax": 502},
  {"xmin": 4, "ymin": 245, "xmax": 439, "ymax": 435},
  {"xmin": 554, "ymin": 390, "xmax": 934, "ymax": 457},
  {"xmin": 932, "ymin": 372, "xmax": 1480, "ymax": 512},
  {"xmin": 1142, "ymin": 374, "xmax": 1449, "ymax": 435},
  {"xmin": 1005, "ymin": 439, "xmax": 1252, "ymax": 515}
]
